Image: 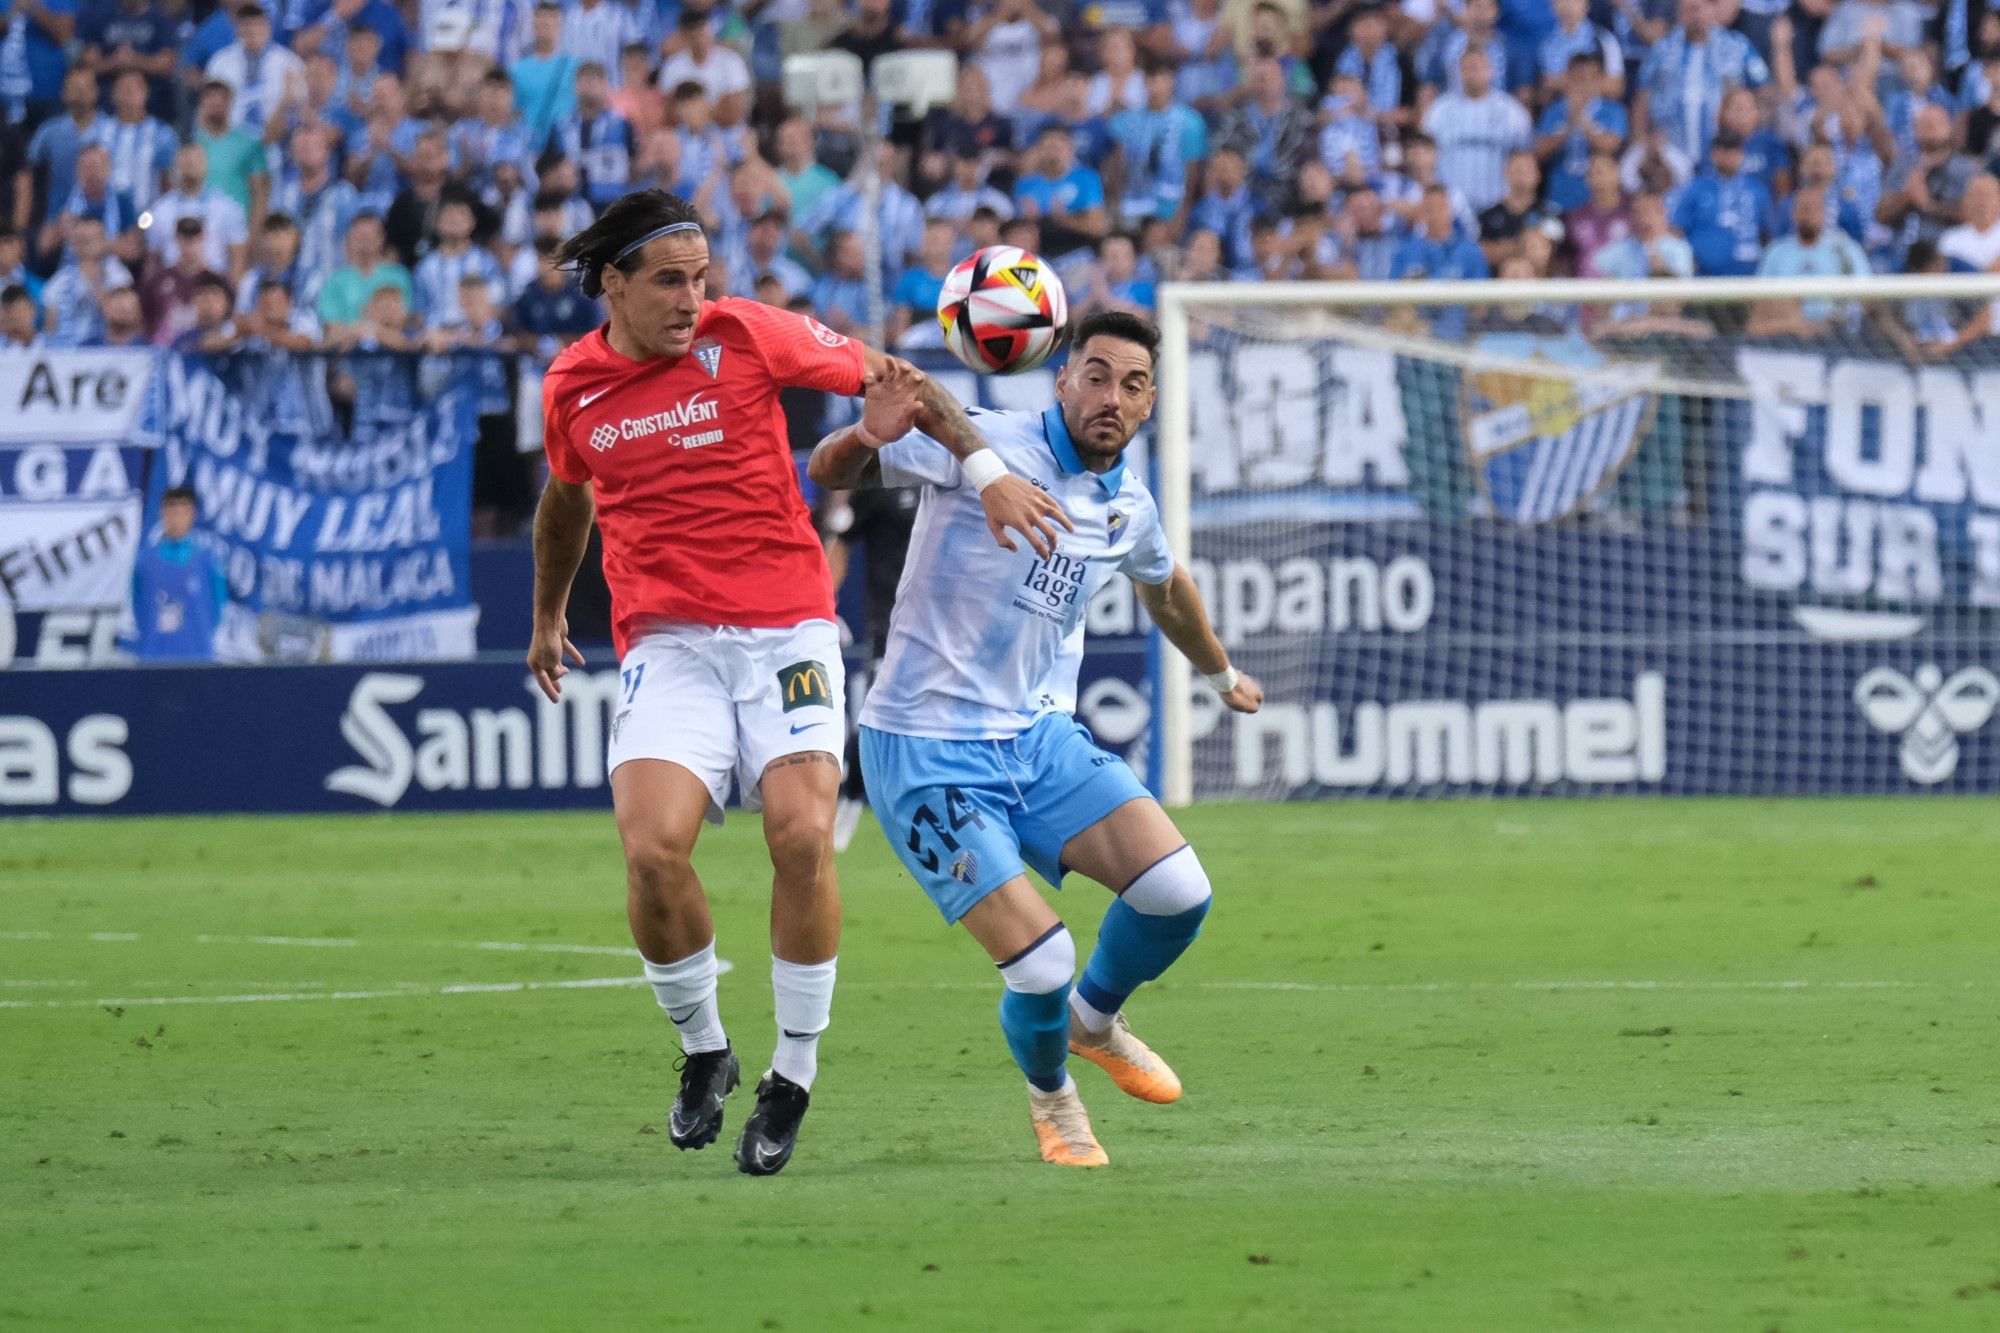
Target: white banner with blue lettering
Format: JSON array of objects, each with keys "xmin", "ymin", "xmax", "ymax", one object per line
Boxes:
[{"xmin": 147, "ymin": 354, "xmax": 482, "ymax": 663}]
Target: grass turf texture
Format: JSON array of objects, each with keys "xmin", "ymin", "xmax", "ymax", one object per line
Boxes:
[{"xmin": 4, "ymin": 799, "xmax": 1998, "ymax": 1330}]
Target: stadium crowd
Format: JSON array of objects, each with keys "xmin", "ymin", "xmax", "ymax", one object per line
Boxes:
[{"xmin": 1, "ymin": 0, "xmax": 1993, "ymax": 519}]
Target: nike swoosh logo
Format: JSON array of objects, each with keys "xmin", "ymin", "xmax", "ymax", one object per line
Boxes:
[
  {"xmin": 580, "ymin": 387, "xmax": 610, "ymax": 406},
  {"xmin": 789, "ymin": 723, "xmax": 825, "ymax": 734}
]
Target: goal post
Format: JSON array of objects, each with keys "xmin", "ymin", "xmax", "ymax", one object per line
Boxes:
[{"xmin": 1150, "ymin": 274, "xmax": 2000, "ymax": 807}]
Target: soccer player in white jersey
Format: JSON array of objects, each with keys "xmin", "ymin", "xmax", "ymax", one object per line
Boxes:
[{"xmin": 808, "ymin": 312, "xmax": 1263, "ymax": 1167}]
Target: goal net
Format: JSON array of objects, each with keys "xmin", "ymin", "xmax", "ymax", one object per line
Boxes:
[{"xmin": 1150, "ymin": 275, "xmax": 2000, "ymax": 805}]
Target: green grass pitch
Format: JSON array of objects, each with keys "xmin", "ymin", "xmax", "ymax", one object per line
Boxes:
[{"xmin": 4, "ymin": 798, "xmax": 1999, "ymax": 1330}]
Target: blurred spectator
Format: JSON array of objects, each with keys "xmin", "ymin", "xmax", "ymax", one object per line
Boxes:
[
  {"xmin": 413, "ymin": 192, "xmax": 502, "ymax": 326},
  {"xmin": 42, "ymin": 215, "xmax": 133, "ymax": 344},
  {"xmin": 2, "ymin": 0, "xmax": 80, "ymax": 129},
  {"xmin": 772, "ymin": 115, "xmax": 838, "ymax": 222},
  {"xmin": 828, "ymin": 0, "xmax": 898, "ymax": 80},
  {"xmin": 1938, "ymin": 172, "xmax": 2000, "ymax": 278},
  {"xmin": 206, "ymin": 2, "xmax": 305, "ymax": 131},
  {"xmin": 741, "ymin": 206, "xmax": 809, "ymax": 297},
  {"xmin": 510, "ymin": 232, "xmax": 599, "ymax": 356},
  {"xmin": 1479, "ymin": 149, "xmax": 1562, "ymax": 267},
  {"xmin": 1675, "ymin": 129, "xmax": 1775, "ymax": 275},
  {"xmin": 611, "ymin": 42, "xmax": 664, "ymax": 135},
  {"xmin": 1750, "ymin": 187, "xmax": 1871, "ymax": 334},
  {"xmin": 384, "ymin": 128, "xmax": 453, "ymax": 263},
  {"xmin": 0, "ymin": 226, "xmax": 40, "ymax": 302},
  {"xmin": 1088, "ymin": 26, "xmax": 1146, "ymax": 117},
  {"xmin": 94, "ymin": 284, "xmax": 149, "ymax": 345},
  {"xmin": 511, "ymin": 2, "xmax": 578, "ymax": 144},
  {"xmin": 1340, "ymin": 187, "xmax": 1400, "ymax": 281},
  {"xmin": 926, "ymin": 148, "xmax": 1014, "ymax": 229},
  {"xmin": 1235, "ymin": 215, "xmax": 1302, "ymax": 280},
  {"xmin": 430, "ymin": 272, "xmax": 523, "ymax": 534},
  {"xmin": 555, "ymin": 61, "xmax": 633, "ymax": 206},
  {"xmin": 48, "ymin": 144, "xmax": 141, "ymax": 258},
  {"xmin": 128, "ymin": 485, "xmax": 223, "ymax": 662},
  {"xmin": 1418, "ymin": 0, "xmax": 1511, "ymax": 98},
  {"xmin": 1877, "ymin": 104, "xmax": 1979, "ymax": 255},
  {"xmin": 294, "ymin": 0, "xmax": 411, "ymax": 70},
  {"xmin": 1963, "ymin": 55, "xmax": 2000, "ymax": 160},
  {"xmin": 234, "ymin": 211, "xmax": 301, "ymax": 310},
  {"xmin": 1564, "ymin": 150, "xmax": 1631, "ymax": 274},
  {"xmin": 1013, "ymin": 40, "xmax": 1070, "ymax": 127},
  {"xmin": 661, "ymin": 7, "xmax": 749, "ymax": 123},
  {"xmin": 190, "ymin": 81, "xmax": 269, "ymax": 217},
  {"xmin": 18, "ymin": 70, "xmax": 108, "ymax": 240},
  {"xmin": 919, "ymin": 64, "xmax": 1012, "ymax": 173},
  {"xmin": 1096, "ymin": 230, "xmax": 1156, "ymax": 311},
  {"xmin": 797, "ymin": 141, "xmax": 924, "ymax": 275},
  {"xmin": 1784, "ymin": 142, "xmax": 1866, "ymax": 242},
  {"xmin": 1164, "ymin": 0, "xmax": 1235, "ymax": 113},
  {"xmin": 332, "ymin": 284, "xmax": 419, "ymax": 436},
  {"xmin": 559, "ymin": 0, "xmax": 641, "ymax": 87},
  {"xmin": 102, "ymin": 70, "xmax": 176, "ymax": 210},
  {"xmin": 952, "ymin": 0, "xmax": 1060, "ymax": 116},
  {"xmin": 1216, "ymin": 56, "xmax": 1314, "ymax": 208},
  {"xmin": 451, "ymin": 67, "xmax": 538, "ymax": 199},
  {"xmin": 1384, "ymin": 131, "xmax": 1477, "ymax": 235},
  {"xmin": 1109, "ymin": 61, "xmax": 1205, "ymax": 227},
  {"xmin": 0, "ymin": 281, "xmax": 39, "ymax": 344},
  {"xmin": 1316, "ymin": 73, "xmax": 1379, "ymax": 192},
  {"xmin": 238, "ymin": 276, "xmax": 320, "ymax": 348},
  {"xmin": 1538, "ymin": 0, "xmax": 1624, "ymax": 98},
  {"xmin": 1423, "ymin": 48, "xmax": 1531, "ymax": 212},
  {"xmin": 146, "ymin": 215, "xmax": 225, "ymax": 342},
  {"xmin": 1594, "ymin": 189, "xmax": 1694, "ymax": 279},
  {"xmin": 148, "ymin": 142, "xmax": 251, "ymax": 280},
  {"xmin": 1393, "ymin": 183, "xmax": 1490, "ymax": 281},
  {"xmin": 669, "ymin": 79, "xmax": 731, "ymax": 199},
  {"xmin": 1011, "ymin": 122, "xmax": 1108, "ymax": 256},
  {"xmin": 1718, "ymin": 85, "xmax": 1787, "ymax": 197},
  {"xmin": 271, "ymin": 121, "xmax": 361, "ymax": 294},
  {"xmin": 82, "ymin": 0, "xmax": 180, "ymax": 122},
  {"xmin": 1331, "ymin": 7, "xmax": 1399, "ymax": 127},
  {"xmin": 1632, "ymin": 0, "xmax": 1768, "ymax": 162},
  {"xmin": 808, "ymin": 227, "xmax": 868, "ymax": 333},
  {"xmin": 1818, "ymin": 0, "xmax": 1924, "ymax": 70},
  {"xmin": 1188, "ymin": 144, "xmax": 1258, "ymax": 269},
  {"xmin": 1535, "ymin": 51, "xmax": 1627, "ymax": 211},
  {"xmin": 887, "ymin": 216, "xmax": 953, "ymax": 344},
  {"xmin": 317, "ymin": 208, "xmax": 410, "ymax": 331},
  {"xmin": 1176, "ymin": 225, "xmax": 1222, "ymax": 279}
]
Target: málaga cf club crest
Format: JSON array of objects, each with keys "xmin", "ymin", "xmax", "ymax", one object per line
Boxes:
[{"xmin": 1460, "ymin": 336, "xmax": 1656, "ymax": 525}]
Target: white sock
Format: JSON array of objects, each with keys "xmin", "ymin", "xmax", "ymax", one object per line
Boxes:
[
  {"xmin": 642, "ymin": 940, "xmax": 728, "ymax": 1055},
  {"xmin": 770, "ymin": 955, "xmax": 836, "ymax": 1091},
  {"xmin": 1069, "ymin": 988, "xmax": 1116, "ymax": 1035}
]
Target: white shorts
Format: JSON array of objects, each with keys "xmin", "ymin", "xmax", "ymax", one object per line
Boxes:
[{"xmin": 608, "ymin": 619, "xmax": 846, "ymax": 824}]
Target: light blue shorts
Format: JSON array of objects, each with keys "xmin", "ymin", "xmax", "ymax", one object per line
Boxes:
[{"xmin": 859, "ymin": 714, "xmax": 1153, "ymax": 924}]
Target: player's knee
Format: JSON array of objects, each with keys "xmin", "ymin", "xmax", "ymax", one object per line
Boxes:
[
  {"xmin": 624, "ymin": 833, "xmax": 698, "ymax": 900},
  {"xmin": 1121, "ymin": 845, "xmax": 1212, "ymax": 919},
  {"xmin": 996, "ymin": 924, "xmax": 1076, "ymax": 995},
  {"xmin": 764, "ymin": 806, "xmax": 835, "ymax": 883}
]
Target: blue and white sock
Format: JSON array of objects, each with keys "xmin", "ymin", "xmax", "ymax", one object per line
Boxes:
[
  {"xmin": 996, "ymin": 924, "xmax": 1076, "ymax": 1094},
  {"xmin": 1072, "ymin": 846, "xmax": 1212, "ymax": 1035},
  {"xmin": 642, "ymin": 939, "xmax": 728, "ymax": 1055},
  {"xmin": 771, "ymin": 955, "xmax": 836, "ymax": 1091}
]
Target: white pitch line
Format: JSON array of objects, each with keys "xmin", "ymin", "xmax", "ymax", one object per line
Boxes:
[
  {"xmin": 0, "ymin": 979, "xmax": 87, "ymax": 989},
  {"xmin": 0, "ymin": 975, "xmax": 646, "ymax": 1011},
  {"xmin": 196, "ymin": 934, "xmax": 360, "ymax": 948},
  {"xmin": 468, "ymin": 941, "xmax": 637, "ymax": 957},
  {"xmin": 86, "ymin": 932, "xmax": 139, "ymax": 943},
  {"xmin": 845, "ymin": 977, "xmax": 1961, "ymax": 995},
  {"xmin": 0, "ymin": 931, "xmax": 54, "ymax": 941}
]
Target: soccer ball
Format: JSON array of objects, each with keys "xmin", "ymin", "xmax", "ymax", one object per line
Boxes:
[{"xmin": 936, "ymin": 246, "xmax": 1068, "ymax": 375}]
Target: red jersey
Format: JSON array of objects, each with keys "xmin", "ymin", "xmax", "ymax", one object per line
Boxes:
[{"xmin": 542, "ymin": 297, "xmax": 867, "ymax": 655}]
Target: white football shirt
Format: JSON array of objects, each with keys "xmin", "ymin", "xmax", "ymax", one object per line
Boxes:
[{"xmin": 859, "ymin": 405, "xmax": 1176, "ymax": 741}]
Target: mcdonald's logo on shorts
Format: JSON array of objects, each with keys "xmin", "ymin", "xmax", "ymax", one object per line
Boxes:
[{"xmin": 777, "ymin": 660, "xmax": 832, "ymax": 712}]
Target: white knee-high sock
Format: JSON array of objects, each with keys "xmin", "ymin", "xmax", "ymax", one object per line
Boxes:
[
  {"xmin": 771, "ymin": 955, "xmax": 836, "ymax": 1090},
  {"xmin": 642, "ymin": 940, "xmax": 728, "ymax": 1055}
]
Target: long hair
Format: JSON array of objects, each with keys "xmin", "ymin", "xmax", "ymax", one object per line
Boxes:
[{"xmin": 553, "ymin": 189, "xmax": 706, "ymax": 298}]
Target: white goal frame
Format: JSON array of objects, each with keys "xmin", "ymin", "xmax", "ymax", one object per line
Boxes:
[{"xmin": 1153, "ymin": 273, "xmax": 2000, "ymax": 808}]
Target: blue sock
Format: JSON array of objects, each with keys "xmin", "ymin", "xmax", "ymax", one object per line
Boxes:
[
  {"xmin": 1076, "ymin": 898, "xmax": 1210, "ymax": 1019},
  {"xmin": 999, "ymin": 984, "xmax": 1071, "ymax": 1092}
]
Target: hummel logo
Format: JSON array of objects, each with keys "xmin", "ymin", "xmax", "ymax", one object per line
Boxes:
[{"xmin": 580, "ymin": 387, "xmax": 610, "ymax": 406}]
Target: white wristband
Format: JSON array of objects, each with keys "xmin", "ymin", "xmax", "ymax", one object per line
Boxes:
[
  {"xmin": 1206, "ymin": 666, "xmax": 1240, "ymax": 693},
  {"xmin": 961, "ymin": 448, "xmax": 1009, "ymax": 493}
]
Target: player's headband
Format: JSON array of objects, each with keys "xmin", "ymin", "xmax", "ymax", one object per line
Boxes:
[{"xmin": 610, "ymin": 221, "xmax": 703, "ymax": 266}]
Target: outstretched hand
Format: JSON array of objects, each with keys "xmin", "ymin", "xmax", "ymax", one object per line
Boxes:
[
  {"xmin": 980, "ymin": 474, "xmax": 1074, "ymax": 559},
  {"xmin": 527, "ymin": 619, "xmax": 586, "ymax": 702},
  {"xmin": 860, "ymin": 357, "xmax": 925, "ymax": 445},
  {"xmin": 1220, "ymin": 671, "xmax": 1264, "ymax": 714}
]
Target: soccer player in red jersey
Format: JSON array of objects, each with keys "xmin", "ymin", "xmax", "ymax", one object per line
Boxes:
[{"xmin": 528, "ymin": 189, "xmax": 1070, "ymax": 1175}]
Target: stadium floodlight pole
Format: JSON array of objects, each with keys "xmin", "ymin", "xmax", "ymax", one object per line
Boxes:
[{"xmin": 1152, "ymin": 271, "xmax": 2000, "ymax": 809}]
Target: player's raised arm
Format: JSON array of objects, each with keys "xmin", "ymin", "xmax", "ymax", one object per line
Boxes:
[
  {"xmin": 527, "ymin": 475, "xmax": 592, "ymax": 701},
  {"xmin": 808, "ymin": 357, "xmax": 928, "ymax": 491},
  {"xmin": 1135, "ymin": 566, "xmax": 1264, "ymax": 714},
  {"xmin": 859, "ymin": 346, "xmax": 1074, "ymax": 559}
]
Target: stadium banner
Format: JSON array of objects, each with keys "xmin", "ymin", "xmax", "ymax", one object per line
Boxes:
[
  {"xmin": 147, "ymin": 354, "xmax": 483, "ymax": 663},
  {"xmin": 2, "ymin": 637, "xmax": 1991, "ymax": 815},
  {"xmin": 0, "ymin": 349, "xmax": 157, "ymax": 669}
]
